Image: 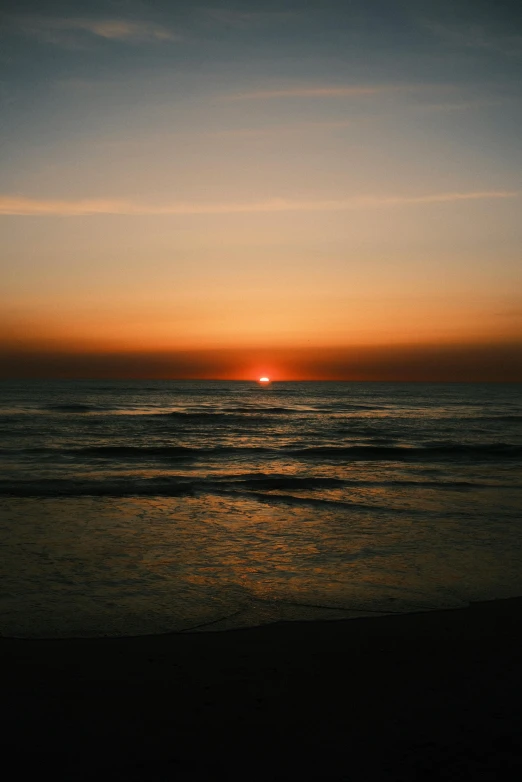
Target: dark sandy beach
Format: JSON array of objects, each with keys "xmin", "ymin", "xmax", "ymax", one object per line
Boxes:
[{"xmin": 2, "ymin": 597, "xmax": 521, "ymax": 781}]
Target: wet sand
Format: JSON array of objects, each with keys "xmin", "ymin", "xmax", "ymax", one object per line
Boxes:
[{"xmin": 2, "ymin": 597, "xmax": 521, "ymax": 780}]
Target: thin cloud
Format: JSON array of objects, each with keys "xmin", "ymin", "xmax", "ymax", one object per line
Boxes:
[
  {"xmin": 14, "ymin": 16, "xmax": 180, "ymax": 45},
  {"xmin": 221, "ymin": 86, "xmax": 386, "ymax": 101},
  {"xmin": 0, "ymin": 192, "xmax": 517, "ymax": 217},
  {"xmin": 417, "ymin": 99, "xmax": 503, "ymax": 112},
  {"xmin": 219, "ymin": 83, "xmax": 441, "ymax": 102}
]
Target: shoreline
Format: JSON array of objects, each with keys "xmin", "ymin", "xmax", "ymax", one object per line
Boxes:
[
  {"xmin": 2, "ymin": 595, "xmax": 521, "ymax": 779},
  {"xmin": 0, "ymin": 598, "xmax": 473, "ymax": 641}
]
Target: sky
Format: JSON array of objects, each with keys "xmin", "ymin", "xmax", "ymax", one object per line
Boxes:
[{"xmin": 1, "ymin": 0, "xmax": 522, "ymax": 380}]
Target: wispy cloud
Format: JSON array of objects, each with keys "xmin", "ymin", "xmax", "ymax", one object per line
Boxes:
[
  {"xmin": 221, "ymin": 86, "xmax": 386, "ymax": 101},
  {"xmin": 417, "ymin": 98, "xmax": 504, "ymax": 112},
  {"xmin": 14, "ymin": 16, "xmax": 180, "ymax": 46},
  {"xmin": 0, "ymin": 192, "xmax": 517, "ymax": 217},
  {"xmin": 219, "ymin": 83, "xmax": 444, "ymax": 102}
]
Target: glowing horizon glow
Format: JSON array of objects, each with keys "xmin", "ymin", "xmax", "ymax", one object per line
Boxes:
[{"xmin": 259, "ymin": 377, "xmax": 271, "ymax": 383}]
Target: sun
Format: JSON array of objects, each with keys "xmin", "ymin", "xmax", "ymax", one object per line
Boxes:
[{"xmin": 258, "ymin": 376, "xmax": 270, "ymax": 384}]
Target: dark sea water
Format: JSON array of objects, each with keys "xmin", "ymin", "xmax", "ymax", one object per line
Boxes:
[{"xmin": 1, "ymin": 380, "xmax": 521, "ymax": 637}]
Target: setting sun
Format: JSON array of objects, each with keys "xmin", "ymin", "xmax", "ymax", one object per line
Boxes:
[{"xmin": 259, "ymin": 377, "xmax": 270, "ymax": 384}]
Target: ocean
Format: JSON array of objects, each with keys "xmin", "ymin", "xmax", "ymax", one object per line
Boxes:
[{"xmin": 1, "ymin": 380, "xmax": 521, "ymax": 638}]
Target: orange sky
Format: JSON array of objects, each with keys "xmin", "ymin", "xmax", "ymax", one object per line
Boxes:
[{"xmin": 1, "ymin": 1, "xmax": 522, "ymax": 380}]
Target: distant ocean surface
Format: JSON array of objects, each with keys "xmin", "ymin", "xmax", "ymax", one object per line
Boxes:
[{"xmin": 1, "ymin": 380, "xmax": 521, "ymax": 638}]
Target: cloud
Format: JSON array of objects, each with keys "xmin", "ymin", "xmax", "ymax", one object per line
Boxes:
[
  {"xmin": 14, "ymin": 16, "xmax": 180, "ymax": 46},
  {"xmin": 219, "ymin": 83, "xmax": 446, "ymax": 102},
  {"xmin": 221, "ymin": 86, "xmax": 386, "ymax": 101},
  {"xmin": 417, "ymin": 99, "xmax": 504, "ymax": 112},
  {"xmin": 0, "ymin": 191, "xmax": 517, "ymax": 217}
]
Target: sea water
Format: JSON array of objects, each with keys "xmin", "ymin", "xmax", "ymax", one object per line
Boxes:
[{"xmin": 1, "ymin": 380, "xmax": 521, "ymax": 637}]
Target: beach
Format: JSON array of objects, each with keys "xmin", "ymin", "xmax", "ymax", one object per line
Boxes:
[
  {"xmin": 2, "ymin": 596, "xmax": 521, "ymax": 780},
  {"xmin": 2, "ymin": 381, "xmax": 521, "ymax": 778}
]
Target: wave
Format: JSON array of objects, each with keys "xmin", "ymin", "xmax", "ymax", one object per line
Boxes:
[
  {"xmin": 289, "ymin": 443, "xmax": 522, "ymax": 461},
  {"xmin": 42, "ymin": 404, "xmax": 104, "ymax": 413},
  {"xmin": 73, "ymin": 445, "xmax": 207, "ymax": 459},
  {"xmin": 1, "ymin": 470, "xmax": 519, "ymax": 498},
  {"xmin": 0, "ymin": 478, "xmax": 197, "ymax": 498},
  {"xmin": 164, "ymin": 411, "xmax": 245, "ymax": 421},
  {"xmin": 479, "ymin": 415, "xmax": 522, "ymax": 422},
  {"xmin": 0, "ymin": 478, "xmax": 404, "ymax": 511},
  {"xmin": 0, "ymin": 445, "xmax": 204, "ymax": 460},
  {"xmin": 0, "ymin": 476, "xmax": 345, "ymax": 500},
  {"xmin": 5, "ymin": 405, "xmax": 521, "ymax": 426},
  {"xmin": 192, "ymin": 405, "xmax": 311, "ymax": 415},
  {"xmin": 2, "ymin": 441, "xmax": 521, "ymax": 463},
  {"xmin": 226, "ymin": 474, "xmax": 345, "ymax": 491},
  {"xmin": 163, "ymin": 409, "xmax": 303, "ymax": 421},
  {"xmin": 57, "ymin": 445, "xmax": 275, "ymax": 460},
  {"xmin": 228, "ymin": 405, "xmax": 302, "ymax": 414},
  {"xmin": 323, "ymin": 404, "xmax": 388, "ymax": 412},
  {"xmin": 27, "ymin": 405, "xmax": 316, "ymax": 419},
  {"xmin": 226, "ymin": 473, "xmax": 521, "ymax": 490},
  {"xmin": 210, "ymin": 488, "xmax": 397, "ymax": 513},
  {"xmin": 0, "ymin": 444, "xmax": 272, "ymax": 460}
]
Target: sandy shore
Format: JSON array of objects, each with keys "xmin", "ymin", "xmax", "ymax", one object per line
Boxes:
[{"xmin": 2, "ymin": 597, "xmax": 521, "ymax": 780}]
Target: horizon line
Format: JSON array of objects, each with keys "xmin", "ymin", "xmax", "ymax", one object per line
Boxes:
[{"xmin": 1, "ymin": 377, "xmax": 521, "ymax": 383}]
